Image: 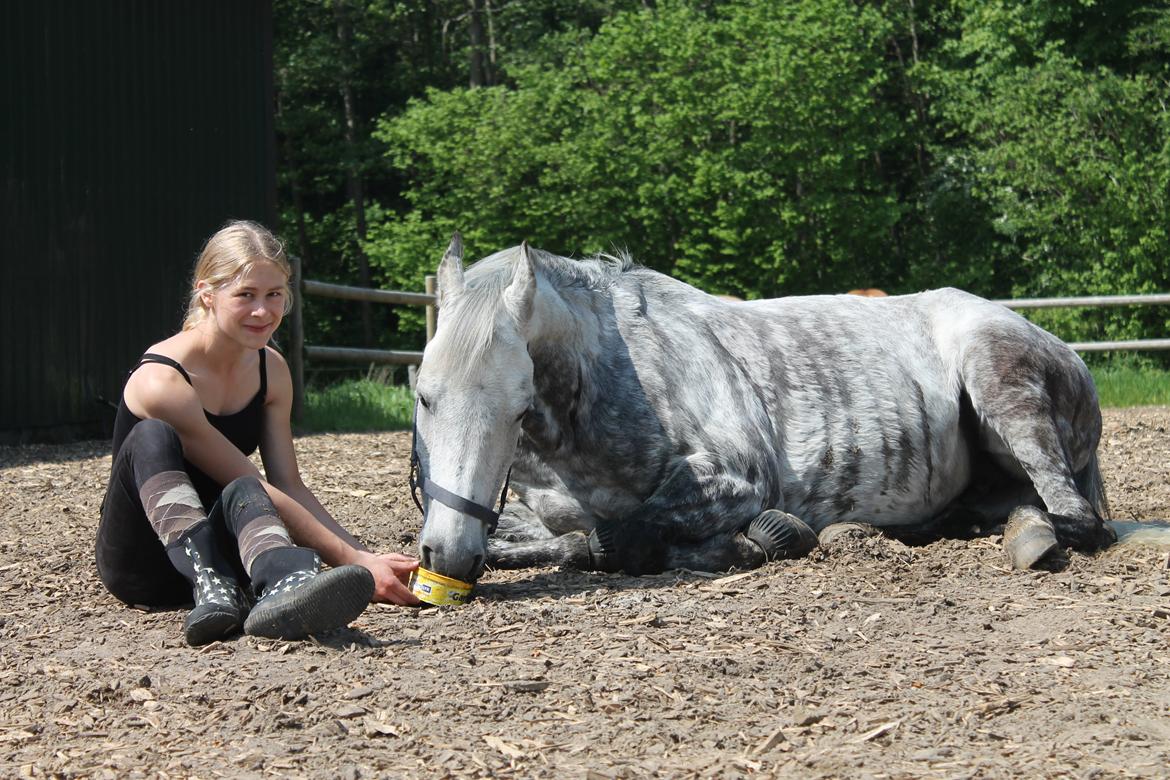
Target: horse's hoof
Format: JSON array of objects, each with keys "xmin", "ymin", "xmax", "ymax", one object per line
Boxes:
[
  {"xmin": 818, "ymin": 522, "xmax": 879, "ymax": 546},
  {"xmin": 586, "ymin": 526, "xmax": 622, "ymax": 573},
  {"xmin": 1003, "ymin": 506, "xmax": 1064, "ymax": 570},
  {"xmin": 746, "ymin": 510, "xmax": 818, "ymax": 561}
]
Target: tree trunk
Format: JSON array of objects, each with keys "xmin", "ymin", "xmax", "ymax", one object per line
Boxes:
[
  {"xmin": 334, "ymin": 0, "xmax": 373, "ymax": 346},
  {"xmin": 485, "ymin": 0, "xmax": 497, "ymax": 76},
  {"xmin": 468, "ymin": 0, "xmax": 489, "ymax": 88},
  {"xmin": 275, "ymin": 87, "xmax": 314, "ymax": 276}
]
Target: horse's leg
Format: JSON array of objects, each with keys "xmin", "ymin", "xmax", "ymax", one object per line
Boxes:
[
  {"xmin": 487, "ymin": 488, "xmax": 597, "ymax": 568},
  {"xmin": 960, "ymin": 326, "xmax": 1114, "ymax": 566},
  {"xmin": 486, "ymin": 532, "xmax": 592, "ymax": 569},
  {"xmin": 493, "ymin": 500, "xmax": 557, "ymax": 543},
  {"xmin": 663, "ymin": 533, "xmax": 766, "ymax": 572},
  {"xmin": 554, "ymin": 453, "xmax": 765, "ymax": 574},
  {"xmin": 590, "ymin": 501, "xmax": 818, "ymax": 576},
  {"xmin": 486, "ymin": 508, "xmax": 818, "ymax": 574},
  {"xmin": 495, "ymin": 454, "xmax": 819, "ymax": 574},
  {"xmin": 895, "ymin": 459, "xmax": 1044, "ymax": 545},
  {"xmin": 662, "ymin": 510, "xmax": 819, "ymax": 572}
]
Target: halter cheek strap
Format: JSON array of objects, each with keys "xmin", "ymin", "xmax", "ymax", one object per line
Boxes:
[{"xmin": 409, "ymin": 404, "xmax": 512, "ymax": 535}]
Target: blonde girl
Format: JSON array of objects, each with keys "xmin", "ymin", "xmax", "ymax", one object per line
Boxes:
[{"xmin": 96, "ymin": 220, "xmax": 418, "ymax": 646}]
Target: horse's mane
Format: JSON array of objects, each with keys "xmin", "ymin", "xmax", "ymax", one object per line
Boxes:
[
  {"xmin": 432, "ymin": 246, "xmax": 633, "ymax": 377},
  {"xmin": 467, "ymin": 245, "xmax": 632, "ymax": 289}
]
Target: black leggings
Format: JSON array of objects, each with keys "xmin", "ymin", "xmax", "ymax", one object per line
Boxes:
[{"xmin": 96, "ymin": 419, "xmax": 287, "ymax": 607}]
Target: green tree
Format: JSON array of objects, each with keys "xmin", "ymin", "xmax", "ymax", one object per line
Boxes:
[
  {"xmin": 275, "ymin": 0, "xmax": 642, "ymax": 354},
  {"xmin": 276, "ymin": 0, "xmax": 1170, "ymax": 358},
  {"xmin": 920, "ymin": 0, "xmax": 1170, "ymax": 345},
  {"xmin": 370, "ymin": 0, "xmax": 908, "ymax": 304},
  {"xmin": 276, "ymin": 0, "xmax": 459, "ymax": 353}
]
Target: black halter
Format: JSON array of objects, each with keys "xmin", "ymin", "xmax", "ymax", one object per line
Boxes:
[{"xmin": 408, "ymin": 403, "xmax": 512, "ymax": 535}]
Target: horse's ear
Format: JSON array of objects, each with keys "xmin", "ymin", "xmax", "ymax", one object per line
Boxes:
[
  {"xmin": 504, "ymin": 241, "xmax": 537, "ymax": 328},
  {"xmin": 437, "ymin": 232, "xmax": 465, "ymax": 306}
]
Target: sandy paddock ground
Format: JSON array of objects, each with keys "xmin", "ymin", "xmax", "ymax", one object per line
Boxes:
[{"xmin": 1, "ymin": 407, "xmax": 1168, "ymax": 779}]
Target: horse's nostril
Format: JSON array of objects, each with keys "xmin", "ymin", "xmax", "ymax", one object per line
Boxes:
[
  {"xmin": 420, "ymin": 544, "xmax": 434, "ymax": 570},
  {"xmin": 469, "ymin": 554, "xmax": 484, "ymax": 581}
]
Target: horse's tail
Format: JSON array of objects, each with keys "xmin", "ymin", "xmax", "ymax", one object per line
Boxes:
[{"xmin": 1076, "ymin": 450, "xmax": 1111, "ymax": 521}]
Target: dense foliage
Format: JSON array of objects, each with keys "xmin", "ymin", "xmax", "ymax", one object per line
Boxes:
[{"xmin": 276, "ymin": 0, "xmax": 1170, "ymax": 359}]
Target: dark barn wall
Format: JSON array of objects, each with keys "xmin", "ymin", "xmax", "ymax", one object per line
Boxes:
[{"xmin": 1, "ymin": 1, "xmax": 275, "ymax": 442}]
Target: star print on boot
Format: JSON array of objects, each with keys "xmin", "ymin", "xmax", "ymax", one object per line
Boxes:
[
  {"xmin": 243, "ymin": 563, "xmax": 375, "ymax": 640},
  {"xmin": 183, "ymin": 542, "xmax": 248, "ymax": 646}
]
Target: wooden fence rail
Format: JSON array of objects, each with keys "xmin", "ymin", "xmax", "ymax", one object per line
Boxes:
[
  {"xmin": 287, "ymin": 257, "xmax": 1170, "ymax": 422},
  {"xmin": 287, "ymin": 255, "xmax": 435, "ymax": 422},
  {"xmin": 302, "ymin": 278, "xmax": 435, "ymax": 308}
]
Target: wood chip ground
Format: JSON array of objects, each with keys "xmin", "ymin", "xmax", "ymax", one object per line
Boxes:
[{"xmin": 1, "ymin": 408, "xmax": 1168, "ymax": 778}]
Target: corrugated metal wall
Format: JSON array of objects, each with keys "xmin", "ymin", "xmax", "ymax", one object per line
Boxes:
[{"xmin": 1, "ymin": 1, "xmax": 275, "ymax": 441}]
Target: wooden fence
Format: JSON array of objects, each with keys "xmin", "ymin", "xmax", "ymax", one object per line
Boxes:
[
  {"xmin": 286, "ymin": 255, "xmax": 436, "ymax": 422},
  {"xmin": 286, "ymin": 254, "xmax": 1170, "ymax": 421}
]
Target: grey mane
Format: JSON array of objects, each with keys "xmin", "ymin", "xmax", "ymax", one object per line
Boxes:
[
  {"xmin": 433, "ymin": 246, "xmax": 635, "ymax": 377},
  {"xmin": 464, "ymin": 245, "xmax": 633, "ymax": 291}
]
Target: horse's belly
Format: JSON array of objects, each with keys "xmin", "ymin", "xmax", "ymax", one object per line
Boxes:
[
  {"xmin": 731, "ymin": 294, "xmax": 976, "ymax": 529},
  {"xmin": 793, "ymin": 452, "xmax": 971, "ymax": 531},
  {"xmin": 781, "ymin": 401, "xmax": 973, "ymax": 531},
  {"xmin": 851, "ymin": 452, "xmax": 972, "ymax": 527}
]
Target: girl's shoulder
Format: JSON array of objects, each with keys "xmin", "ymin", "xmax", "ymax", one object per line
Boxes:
[
  {"xmin": 263, "ymin": 343, "xmax": 290, "ymax": 372},
  {"xmin": 261, "ymin": 344, "xmax": 293, "ymax": 404},
  {"xmin": 136, "ymin": 332, "xmax": 199, "ymax": 367},
  {"xmin": 124, "ymin": 331, "xmax": 210, "ymax": 420},
  {"xmin": 123, "ymin": 354, "xmax": 202, "ymax": 425}
]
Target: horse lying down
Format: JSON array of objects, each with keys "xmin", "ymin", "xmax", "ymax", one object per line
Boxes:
[{"xmin": 410, "ymin": 235, "xmax": 1115, "ymax": 584}]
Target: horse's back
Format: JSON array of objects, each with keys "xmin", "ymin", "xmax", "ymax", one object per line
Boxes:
[
  {"xmin": 737, "ymin": 286, "xmax": 1075, "ymax": 376},
  {"xmin": 710, "ymin": 286, "xmax": 1091, "ymax": 526},
  {"xmin": 610, "ymin": 276, "xmax": 1097, "ymax": 528},
  {"xmin": 649, "ymin": 286, "xmax": 974, "ymax": 526}
]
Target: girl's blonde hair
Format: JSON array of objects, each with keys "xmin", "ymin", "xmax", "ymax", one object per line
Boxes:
[{"xmin": 183, "ymin": 220, "xmax": 293, "ymax": 330}]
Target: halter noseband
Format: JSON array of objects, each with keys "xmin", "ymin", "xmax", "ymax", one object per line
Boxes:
[{"xmin": 409, "ymin": 402, "xmax": 512, "ymax": 535}]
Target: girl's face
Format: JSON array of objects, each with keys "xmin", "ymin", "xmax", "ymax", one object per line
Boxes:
[{"xmin": 200, "ymin": 260, "xmax": 288, "ymax": 349}]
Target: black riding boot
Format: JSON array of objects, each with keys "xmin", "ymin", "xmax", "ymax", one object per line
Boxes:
[
  {"xmin": 165, "ymin": 522, "xmax": 248, "ymax": 646},
  {"xmin": 242, "ymin": 547, "xmax": 375, "ymax": 640},
  {"xmin": 210, "ymin": 475, "xmax": 375, "ymax": 641}
]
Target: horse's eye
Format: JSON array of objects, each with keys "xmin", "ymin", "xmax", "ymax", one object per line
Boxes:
[
  {"xmin": 515, "ymin": 408, "xmax": 529, "ymax": 423},
  {"xmin": 418, "ymin": 395, "xmax": 432, "ymax": 411}
]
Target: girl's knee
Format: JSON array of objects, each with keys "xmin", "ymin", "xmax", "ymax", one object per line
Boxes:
[
  {"xmin": 222, "ymin": 475, "xmax": 266, "ymax": 502},
  {"xmin": 121, "ymin": 420, "xmax": 186, "ymax": 480},
  {"xmin": 124, "ymin": 418, "xmax": 180, "ymax": 453},
  {"xmin": 220, "ymin": 477, "xmax": 273, "ymax": 521}
]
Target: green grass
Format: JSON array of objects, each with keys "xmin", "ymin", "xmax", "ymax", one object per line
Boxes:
[
  {"xmin": 298, "ymin": 366, "xmax": 1168, "ymax": 434},
  {"xmin": 301, "ymin": 379, "xmax": 415, "ymax": 433},
  {"xmin": 1091, "ymin": 365, "xmax": 1170, "ymax": 408}
]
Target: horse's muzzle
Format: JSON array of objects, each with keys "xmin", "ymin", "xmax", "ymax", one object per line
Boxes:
[{"xmin": 419, "ymin": 520, "xmax": 487, "ymax": 583}]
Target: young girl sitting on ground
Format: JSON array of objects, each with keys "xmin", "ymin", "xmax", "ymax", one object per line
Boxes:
[{"xmin": 96, "ymin": 220, "xmax": 419, "ymax": 646}]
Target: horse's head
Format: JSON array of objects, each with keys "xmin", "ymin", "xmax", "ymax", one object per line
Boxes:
[{"xmin": 413, "ymin": 234, "xmax": 537, "ymax": 582}]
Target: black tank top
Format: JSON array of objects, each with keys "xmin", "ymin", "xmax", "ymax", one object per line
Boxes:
[{"xmin": 111, "ymin": 350, "xmax": 268, "ymax": 506}]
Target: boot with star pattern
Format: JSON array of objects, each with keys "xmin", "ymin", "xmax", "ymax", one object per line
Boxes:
[
  {"xmin": 168, "ymin": 525, "xmax": 248, "ymax": 646},
  {"xmin": 243, "ymin": 549, "xmax": 374, "ymax": 640}
]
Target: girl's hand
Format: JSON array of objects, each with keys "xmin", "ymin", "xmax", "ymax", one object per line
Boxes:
[{"xmin": 353, "ymin": 550, "xmax": 421, "ymax": 605}]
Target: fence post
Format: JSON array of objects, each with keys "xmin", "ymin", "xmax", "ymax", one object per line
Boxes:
[
  {"xmin": 289, "ymin": 254, "xmax": 305, "ymax": 425},
  {"xmin": 425, "ymin": 274, "xmax": 437, "ymax": 343}
]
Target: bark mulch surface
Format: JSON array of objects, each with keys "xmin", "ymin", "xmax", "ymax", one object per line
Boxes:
[{"xmin": 2, "ymin": 408, "xmax": 1168, "ymax": 779}]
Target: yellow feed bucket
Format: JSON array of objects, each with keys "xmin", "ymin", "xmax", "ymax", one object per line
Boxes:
[{"xmin": 410, "ymin": 566, "xmax": 474, "ymax": 606}]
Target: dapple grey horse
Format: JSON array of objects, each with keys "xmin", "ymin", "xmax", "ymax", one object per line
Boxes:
[{"xmin": 410, "ymin": 235, "xmax": 1115, "ymax": 583}]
